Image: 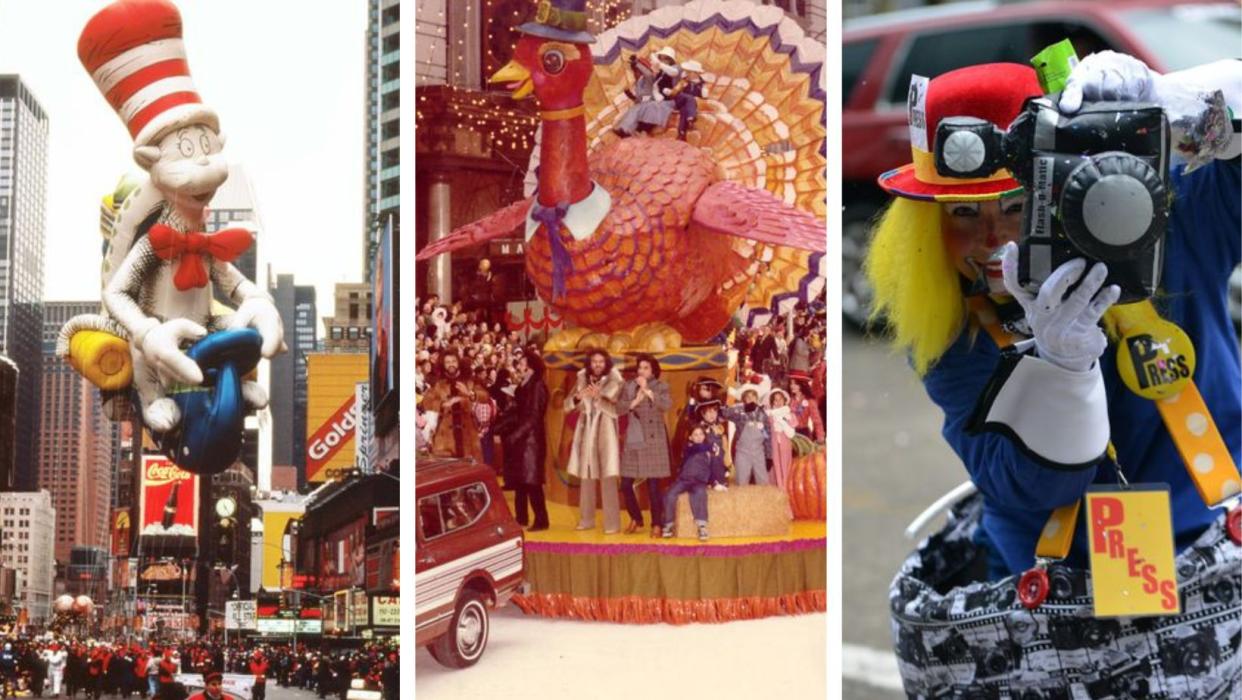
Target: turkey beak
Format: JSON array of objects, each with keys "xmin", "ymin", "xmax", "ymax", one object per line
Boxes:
[{"xmin": 491, "ymin": 61, "xmax": 533, "ymax": 100}]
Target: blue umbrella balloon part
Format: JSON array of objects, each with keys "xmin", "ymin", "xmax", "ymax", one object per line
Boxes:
[{"xmin": 158, "ymin": 328, "xmax": 262, "ymax": 474}]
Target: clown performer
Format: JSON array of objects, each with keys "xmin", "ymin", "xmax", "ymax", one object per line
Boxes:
[
  {"xmin": 59, "ymin": 0, "xmax": 284, "ymax": 437},
  {"xmin": 867, "ymin": 54, "xmax": 1241, "ymax": 694}
]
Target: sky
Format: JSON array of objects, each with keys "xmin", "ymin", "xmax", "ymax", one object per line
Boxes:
[{"xmin": 0, "ymin": 0, "xmax": 368, "ymax": 315}]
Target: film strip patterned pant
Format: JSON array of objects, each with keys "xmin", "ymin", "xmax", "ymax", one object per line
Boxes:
[{"xmin": 888, "ymin": 495, "xmax": 1240, "ymax": 699}]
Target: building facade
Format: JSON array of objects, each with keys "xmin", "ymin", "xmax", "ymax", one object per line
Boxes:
[
  {"xmin": 367, "ymin": 0, "xmax": 400, "ymax": 272},
  {"xmin": 0, "ymin": 490, "xmax": 55, "ymax": 623},
  {"xmin": 0, "ymin": 76, "xmax": 47, "ymax": 491},
  {"xmin": 270, "ymin": 275, "xmax": 317, "ymax": 486},
  {"xmin": 207, "ymin": 163, "xmax": 259, "ymax": 302},
  {"xmin": 40, "ymin": 302, "xmax": 116, "ymax": 567},
  {"xmin": 323, "ymin": 283, "xmax": 373, "ymax": 354}
]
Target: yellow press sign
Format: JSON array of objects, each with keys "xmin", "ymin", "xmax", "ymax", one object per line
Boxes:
[{"xmin": 1086, "ymin": 487, "xmax": 1179, "ymax": 618}]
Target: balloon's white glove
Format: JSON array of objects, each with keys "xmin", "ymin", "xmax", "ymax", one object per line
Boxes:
[
  {"xmin": 222, "ymin": 296, "xmax": 286, "ymax": 358},
  {"xmin": 1059, "ymin": 51, "xmax": 1158, "ymax": 113},
  {"xmin": 141, "ymin": 318, "xmax": 207, "ymax": 385},
  {"xmin": 1000, "ymin": 243, "xmax": 1120, "ymax": 373}
]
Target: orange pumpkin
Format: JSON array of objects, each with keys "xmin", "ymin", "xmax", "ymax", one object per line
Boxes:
[{"xmin": 787, "ymin": 448, "xmax": 826, "ymax": 520}]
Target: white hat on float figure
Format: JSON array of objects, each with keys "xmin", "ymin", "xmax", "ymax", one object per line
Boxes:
[
  {"xmin": 654, "ymin": 46, "xmax": 677, "ymax": 62},
  {"xmin": 77, "ymin": 0, "xmax": 219, "ymax": 147},
  {"xmin": 681, "ymin": 60, "xmax": 704, "ymax": 73}
]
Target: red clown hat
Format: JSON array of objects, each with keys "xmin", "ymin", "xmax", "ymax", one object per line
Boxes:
[
  {"xmin": 77, "ymin": 0, "xmax": 218, "ymax": 147},
  {"xmin": 878, "ymin": 63, "xmax": 1041, "ymax": 202}
]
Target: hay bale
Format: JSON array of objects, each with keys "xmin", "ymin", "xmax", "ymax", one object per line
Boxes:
[{"xmin": 673, "ymin": 485, "xmax": 792, "ymax": 538}]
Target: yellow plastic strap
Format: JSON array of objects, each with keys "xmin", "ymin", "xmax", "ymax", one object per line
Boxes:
[
  {"xmin": 1035, "ymin": 500, "xmax": 1080, "ymax": 560},
  {"xmin": 1157, "ymin": 386, "xmax": 1240, "ymax": 507},
  {"xmin": 1108, "ymin": 302, "xmax": 1240, "ymax": 508}
]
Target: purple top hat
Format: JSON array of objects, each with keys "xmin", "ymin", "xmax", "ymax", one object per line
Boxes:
[{"xmin": 518, "ymin": 0, "xmax": 596, "ymax": 44}]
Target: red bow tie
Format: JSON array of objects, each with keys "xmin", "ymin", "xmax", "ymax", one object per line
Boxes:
[{"xmin": 149, "ymin": 224, "xmax": 253, "ymax": 291}]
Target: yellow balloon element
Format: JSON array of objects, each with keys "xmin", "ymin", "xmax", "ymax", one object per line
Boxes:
[
  {"xmin": 1116, "ymin": 318, "xmax": 1195, "ymax": 400},
  {"xmin": 67, "ymin": 330, "xmax": 132, "ymax": 391},
  {"xmin": 633, "ymin": 323, "xmax": 682, "ymax": 352},
  {"xmin": 606, "ymin": 334, "xmax": 632, "ymax": 354},
  {"xmin": 545, "ymin": 327, "xmax": 590, "ymax": 352},
  {"xmin": 576, "ymin": 332, "xmax": 610, "ymax": 351}
]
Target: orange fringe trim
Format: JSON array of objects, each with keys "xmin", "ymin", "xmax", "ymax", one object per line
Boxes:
[{"xmin": 510, "ymin": 591, "xmax": 827, "ymax": 625}]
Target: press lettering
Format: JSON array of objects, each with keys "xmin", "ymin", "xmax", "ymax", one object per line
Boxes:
[{"xmin": 1091, "ymin": 497, "xmax": 1125, "ymax": 554}]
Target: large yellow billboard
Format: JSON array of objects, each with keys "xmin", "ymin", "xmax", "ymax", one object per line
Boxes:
[
  {"xmin": 305, "ymin": 353, "xmax": 368, "ymax": 483},
  {"xmin": 260, "ymin": 508, "xmax": 302, "ymax": 590}
]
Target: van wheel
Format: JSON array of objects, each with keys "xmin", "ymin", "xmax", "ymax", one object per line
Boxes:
[{"xmin": 430, "ymin": 590, "xmax": 490, "ymax": 668}]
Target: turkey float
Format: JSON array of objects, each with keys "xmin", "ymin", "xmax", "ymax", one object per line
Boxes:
[{"xmin": 416, "ymin": 0, "xmax": 826, "ymax": 352}]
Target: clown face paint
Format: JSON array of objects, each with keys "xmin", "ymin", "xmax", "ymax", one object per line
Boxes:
[{"xmin": 941, "ymin": 193, "xmax": 1024, "ymax": 283}]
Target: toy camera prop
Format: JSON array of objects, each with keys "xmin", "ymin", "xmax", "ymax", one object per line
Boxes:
[{"xmin": 933, "ymin": 99, "xmax": 1170, "ymax": 303}]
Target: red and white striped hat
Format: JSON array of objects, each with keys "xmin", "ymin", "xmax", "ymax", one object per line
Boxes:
[{"xmin": 77, "ymin": 0, "xmax": 218, "ymax": 147}]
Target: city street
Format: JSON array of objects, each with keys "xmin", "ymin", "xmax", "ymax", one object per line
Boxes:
[
  {"xmin": 841, "ymin": 328, "xmax": 966, "ymax": 699},
  {"xmin": 254, "ymin": 686, "xmax": 323, "ymax": 700},
  {"xmin": 416, "ymin": 606, "xmax": 827, "ymax": 699}
]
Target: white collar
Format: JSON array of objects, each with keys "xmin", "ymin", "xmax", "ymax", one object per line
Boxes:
[{"xmin": 525, "ymin": 181, "xmax": 612, "ymax": 243}]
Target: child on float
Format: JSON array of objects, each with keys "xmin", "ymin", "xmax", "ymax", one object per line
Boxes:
[
  {"xmin": 767, "ymin": 388, "xmax": 796, "ymax": 491},
  {"xmin": 721, "ymin": 388, "xmax": 771, "ymax": 485},
  {"xmin": 662, "ymin": 424, "xmax": 728, "ymax": 542},
  {"xmin": 695, "ymin": 399, "xmax": 732, "ymax": 483}
]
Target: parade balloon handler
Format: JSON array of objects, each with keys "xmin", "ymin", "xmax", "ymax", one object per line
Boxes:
[
  {"xmin": 864, "ymin": 49, "xmax": 1241, "ymax": 695},
  {"xmin": 55, "ymin": 0, "xmax": 284, "ymax": 475}
]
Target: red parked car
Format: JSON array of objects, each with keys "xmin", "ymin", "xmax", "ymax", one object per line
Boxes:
[
  {"xmin": 842, "ymin": 0, "xmax": 1241, "ymax": 325},
  {"xmin": 415, "ymin": 458, "xmax": 524, "ymax": 668}
]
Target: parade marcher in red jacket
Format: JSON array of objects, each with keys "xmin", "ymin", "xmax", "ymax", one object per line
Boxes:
[
  {"xmin": 248, "ymin": 650, "xmax": 269, "ymax": 700},
  {"xmin": 186, "ymin": 671, "xmax": 227, "ymax": 700}
]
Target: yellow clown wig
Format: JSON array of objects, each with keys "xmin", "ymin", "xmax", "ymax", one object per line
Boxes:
[{"xmin": 864, "ymin": 198, "xmax": 967, "ymax": 376}]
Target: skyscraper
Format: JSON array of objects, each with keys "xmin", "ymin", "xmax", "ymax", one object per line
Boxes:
[
  {"xmin": 0, "ymin": 490, "xmax": 55, "ymax": 623},
  {"xmin": 270, "ymin": 274, "xmax": 317, "ymax": 488},
  {"xmin": 0, "ymin": 76, "xmax": 46, "ymax": 492},
  {"xmin": 323, "ymin": 283, "xmax": 373, "ymax": 354},
  {"xmin": 208, "ymin": 163, "xmax": 259, "ymax": 302},
  {"xmin": 40, "ymin": 302, "xmax": 116, "ymax": 567},
  {"xmin": 366, "ymin": 0, "xmax": 400, "ymax": 273}
]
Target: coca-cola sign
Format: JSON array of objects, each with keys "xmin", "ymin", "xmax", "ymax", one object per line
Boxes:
[
  {"xmin": 306, "ymin": 395, "xmax": 357, "ymax": 481},
  {"xmin": 144, "ymin": 461, "xmax": 195, "ymax": 485},
  {"xmin": 139, "ymin": 456, "xmax": 199, "ymax": 540}
]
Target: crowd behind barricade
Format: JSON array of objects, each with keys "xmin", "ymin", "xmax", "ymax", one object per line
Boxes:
[
  {"xmin": 416, "ymin": 291, "xmax": 827, "ymax": 540},
  {"xmin": 0, "ymin": 634, "xmax": 398, "ymax": 700}
]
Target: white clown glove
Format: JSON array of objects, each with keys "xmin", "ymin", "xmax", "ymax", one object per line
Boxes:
[
  {"xmin": 141, "ymin": 318, "xmax": 207, "ymax": 385},
  {"xmin": 223, "ymin": 296, "xmax": 286, "ymax": 358},
  {"xmin": 1000, "ymin": 243, "xmax": 1120, "ymax": 373},
  {"xmin": 1061, "ymin": 52, "xmax": 1239, "ymax": 166},
  {"xmin": 1059, "ymin": 51, "xmax": 1158, "ymax": 113}
]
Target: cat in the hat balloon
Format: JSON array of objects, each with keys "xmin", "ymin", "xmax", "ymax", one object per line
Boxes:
[{"xmin": 59, "ymin": 0, "xmax": 283, "ymax": 463}]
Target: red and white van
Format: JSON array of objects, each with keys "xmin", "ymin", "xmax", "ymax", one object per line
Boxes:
[{"xmin": 415, "ymin": 458, "xmax": 524, "ymax": 668}]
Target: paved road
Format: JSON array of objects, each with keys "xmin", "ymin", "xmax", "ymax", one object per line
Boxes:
[
  {"xmin": 259, "ymin": 686, "xmax": 326, "ymax": 700},
  {"xmin": 842, "ymin": 328, "xmax": 966, "ymax": 698},
  {"xmin": 417, "ymin": 606, "xmax": 827, "ymax": 699}
]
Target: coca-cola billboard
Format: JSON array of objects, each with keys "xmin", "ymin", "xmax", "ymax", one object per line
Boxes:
[{"xmin": 138, "ymin": 455, "xmax": 199, "ymax": 539}]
